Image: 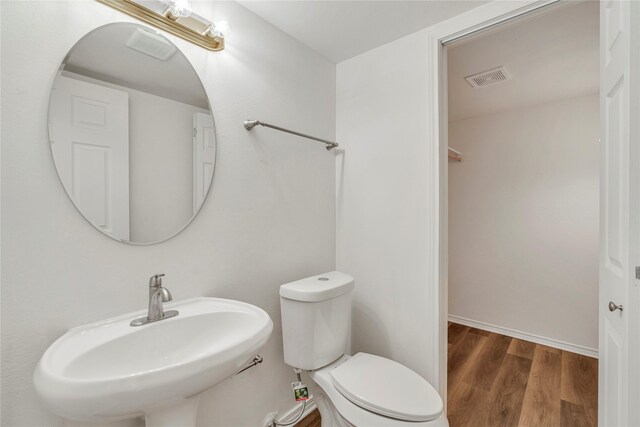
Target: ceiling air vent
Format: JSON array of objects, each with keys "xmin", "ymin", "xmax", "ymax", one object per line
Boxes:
[
  {"xmin": 126, "ymin": 28, "xmax": 177, "ymax": 61},
  {"xmin": 465, "ymin": 66, "xmax": 511, "ymax": 88}
]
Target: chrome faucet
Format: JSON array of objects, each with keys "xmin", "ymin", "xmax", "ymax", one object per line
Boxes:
[
  {"xmin": 130, "ymin": 274, "xmax": 179, "ymax": 327},
  {"xmin": 148, "ymin": 274, "xmax": 171, "ymax": 321}
]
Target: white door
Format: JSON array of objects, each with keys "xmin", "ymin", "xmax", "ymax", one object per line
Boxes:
[
  {"xmin": 599, "ymin": 1, "xmax": 640, "ymax": 425},
  {"xmin": 193, "ymin": 112, "xmax": 215, "ymax": 213},
  {"xmin": 50, "ymin": 75, "xmax": 130, "ymax": 241}
]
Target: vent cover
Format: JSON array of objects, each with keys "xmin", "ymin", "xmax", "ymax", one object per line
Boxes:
[
  {"xmin": 126, "ymin": 28, "xmax": 177, "ymax": 61},
  {"xmin": 465, "ymin": 66, "xmax": 511, "ymax": 88}
]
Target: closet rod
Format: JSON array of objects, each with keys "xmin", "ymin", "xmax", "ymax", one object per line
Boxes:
[
  {"xmin": 244, "ymin": 119, "xmax": 338, "ymax": 151},
  {"xmin": 448, "ymin": 147, "xmax": 463, "ymax": 162}
]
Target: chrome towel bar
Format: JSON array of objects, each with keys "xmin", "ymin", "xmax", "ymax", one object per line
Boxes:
[{"xmin": 244, "ymin": 119, "xmax": 338, "ymax": 151}]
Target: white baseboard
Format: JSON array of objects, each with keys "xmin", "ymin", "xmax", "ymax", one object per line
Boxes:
[
  {"xmin": 278, "ymin": 397, "xmax": 317, "ymax": 426},
  {"xmin": 448, "ymin": 315, "xmax": 599, "ymax": 359}
]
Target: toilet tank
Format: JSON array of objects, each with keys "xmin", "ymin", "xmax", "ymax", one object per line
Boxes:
[{"xmin": 280, "ymin": 271, "xmax": 355, "ymax": 370}]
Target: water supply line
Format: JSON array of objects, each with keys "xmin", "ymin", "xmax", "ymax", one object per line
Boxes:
[
  {"xmin": 272, "ymin": 401, "xmax": 307, "ymax": 427},
  {"xmin": 265, "ymin": 369, "xmax": 308, "ymax": 427},
  {"xmin": 234, "ymin": 355, "xmax": 263, "ymax": 376}
]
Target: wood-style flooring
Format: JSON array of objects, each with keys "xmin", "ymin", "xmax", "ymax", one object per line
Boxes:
[
  {"xmin": 447, "ymin": 323, "xmax": 598, "ymax": 427},
  {"xmin": 298, "ymin": 324, "xmax": 597, "ymax": 427},
  {"xmin": 297, "ymin": 408, "xmax": 321, "ymax": 427}
]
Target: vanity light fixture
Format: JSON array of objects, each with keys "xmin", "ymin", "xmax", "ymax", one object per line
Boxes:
[
  {"xmin": 165, "ymin": 0, "xmax": 191, "ymax": 19},
  {"xmin": 96, "ymin": 0, "xmax": 225, "ymax": 51},
  {"xmin": 207, "ymin": 20, "xmax": 230, "ymax": 39}
]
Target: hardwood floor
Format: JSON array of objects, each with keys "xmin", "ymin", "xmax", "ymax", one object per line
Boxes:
[
  {"xmin": 297, "ymin": 409, "xmax": 321, "ymax": 427},
  {"xmin": 448, "ymin": 324, "xmax": 598, "ymax": 427},
  {"xmin": 297, "ymin": 325, "xmax": 597, "ymax": 427}
]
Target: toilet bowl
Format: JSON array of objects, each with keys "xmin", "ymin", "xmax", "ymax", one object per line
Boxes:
[{"xmin": 280, "ymin": 272, "xmax": 448, "ymax": 427}]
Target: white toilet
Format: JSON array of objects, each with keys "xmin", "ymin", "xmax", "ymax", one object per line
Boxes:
[{"xmin": 280, "ymin": 271, "xmax": 448, "ymax": 427}]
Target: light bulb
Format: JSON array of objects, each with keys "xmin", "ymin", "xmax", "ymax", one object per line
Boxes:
[
  {"xmin": 166, "ymin": 0, "xmax": 191, "ymax": 19},
  {"xmin": 207, "ymin": 20, "xmax": 230, "ymax": 38}
]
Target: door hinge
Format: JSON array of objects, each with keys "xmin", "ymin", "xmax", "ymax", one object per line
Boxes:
[
  {"xmin": 636, "ymin": 266, "xmax": 640, "ymax": 280},
  {"xmin": 193, "ymin": 128, "xmax": 197, "ymax": 137}
]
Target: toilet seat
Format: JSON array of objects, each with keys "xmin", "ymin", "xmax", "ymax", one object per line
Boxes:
[
  {"xmin": 330, "ymin": 353, "xmax": 442, "ymax": 422},
  {"xmin": 309, "ymin": 355, "xmax": 446, "ymax": 427}
]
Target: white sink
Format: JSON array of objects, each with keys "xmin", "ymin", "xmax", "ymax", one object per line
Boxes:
[{"xmin": 34, "ymin": 297, "xmax": 273, "ymax": 426}]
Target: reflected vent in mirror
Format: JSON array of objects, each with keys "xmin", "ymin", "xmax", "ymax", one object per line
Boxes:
[
  {"xmin": 465, "ymin": 66, "xmax": 511, "ymax": 88},
  {"xmin": 126, "ymin": 28, "xmax": 177, "ymax": 61}
]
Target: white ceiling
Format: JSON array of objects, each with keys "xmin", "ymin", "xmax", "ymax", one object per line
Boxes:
[
  {"xmin": 64, "ymin": 23, "xmax": 210, "ymax": 109},
  {"xmin": 448, "ymin": 1, "xmax": 599, "ymax": 122},
  {"xmin": 238, "ymin": 0, "xmax": 487, "ymax": 63}
]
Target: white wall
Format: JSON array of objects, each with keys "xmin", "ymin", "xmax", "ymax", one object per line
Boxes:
[
  {"xmin": 0, "ymin": 1, "xmax": 335, "ymax": 425},
  {"xmin": 336, "ymin": 29, "xmax": 440, "ymax": 387},
  {"xmin": 448, "ymin": 94, "xmax": 600, "ymax": 353}
]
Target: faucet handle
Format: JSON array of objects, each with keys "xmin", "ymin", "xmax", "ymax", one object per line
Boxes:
[{"xmin": 148, "ymin": 273, "xmax": 165, "ymax": 288}]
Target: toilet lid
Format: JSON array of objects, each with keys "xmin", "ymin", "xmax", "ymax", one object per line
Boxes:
[{"xmin": 330, "ymin": 353, "xmax": 443, "ymax": 422}]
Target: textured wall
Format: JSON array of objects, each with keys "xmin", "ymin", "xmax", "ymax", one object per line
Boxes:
[{"xmin": 0, "ymin": 1, "xmax": 335, "ymax": 425}]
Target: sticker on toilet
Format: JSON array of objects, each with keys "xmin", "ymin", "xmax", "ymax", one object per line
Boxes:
[{"xmin": 292, "ymin": 382, "xmax": 309, "ymax": 401}]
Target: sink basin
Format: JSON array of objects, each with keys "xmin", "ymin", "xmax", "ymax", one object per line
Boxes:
[{"xmin": 34, "ymin": 297, "xmax": 273, "ymax": 425}]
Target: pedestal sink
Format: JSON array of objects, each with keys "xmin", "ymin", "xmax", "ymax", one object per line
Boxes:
[{"xmin": 33, "ymin": 298, "xmax": 273, "ymax": 426}]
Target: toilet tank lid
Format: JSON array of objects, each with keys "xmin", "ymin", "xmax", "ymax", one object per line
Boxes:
[{"xmin": 280, "ymin": 271, "xmax": 355, "ymax": 302}]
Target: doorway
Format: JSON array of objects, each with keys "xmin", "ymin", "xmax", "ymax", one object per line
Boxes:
[
  {"xmin": 445, "ymin": 3, "xmax": 599, "ymax": 425},
  {"xmin": 430, "ymin": 1, "xmax": 640, "ymax": 426}
]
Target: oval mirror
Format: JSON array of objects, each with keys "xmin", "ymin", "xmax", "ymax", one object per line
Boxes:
[{"xmin": 48, "ymin": 23, "xmax": 215, "ymax": 245}]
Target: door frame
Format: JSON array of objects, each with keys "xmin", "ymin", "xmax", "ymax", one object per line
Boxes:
[{"xmin": 422, "ymin": 0, "xmax": 563, "ymax": 405}]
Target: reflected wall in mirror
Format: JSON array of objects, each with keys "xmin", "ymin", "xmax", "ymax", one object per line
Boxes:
[{"xmin": 48, "ymin": 23, "xmax": 215, "ymax": 245}]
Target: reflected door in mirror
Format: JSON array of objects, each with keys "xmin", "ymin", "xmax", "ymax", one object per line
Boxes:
[
  {"xmin": 50, "ymin": 76, "xmax": 130, "ymax": 241},
  {"xmin": 194, "ymin": 112, "xmax": 215, "ymax": 213}
]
